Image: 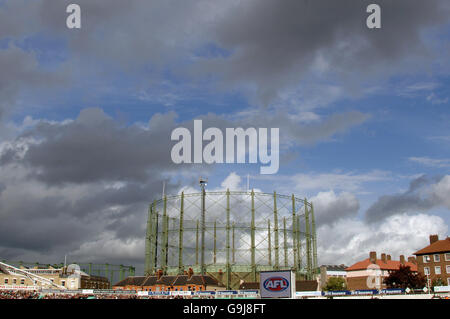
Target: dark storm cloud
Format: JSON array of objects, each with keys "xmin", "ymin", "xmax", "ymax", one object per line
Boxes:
[
  {"xmin": 1, "ymin": 107, "xmax": 368, "ymax": 187},
  {"xmin": 365, "ymin": 175, "xmax": 445, "ymax": 223},
  {"xmin": 200, "ymin": 0, "xmax": 450, "ymax": 102},
  {"xmin": 0, "ymin": 46, "xmax": 67, "ymax": 122},
  {"xmin": 15, "ymin": 108, "xmax": 179, "ymax": 185},
  {"xmin": 2, "ymin": 0, "xmax": 449, "ymax": 109}
]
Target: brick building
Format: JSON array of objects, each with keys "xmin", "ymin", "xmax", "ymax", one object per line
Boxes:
[
  {"xmin": 318, "ymin": 264, "xmax": 348, "ymax": 289},
  {"xmin": 113, "ymin": 271, "xmax": 221, "ymax": 292},
  {"xmin": 345, "ymin": 252, "xmax": 417, "ymax": 291},
  {"xmin": 413, "ymin": 234, "xmax": 450, "ymax": 287}
]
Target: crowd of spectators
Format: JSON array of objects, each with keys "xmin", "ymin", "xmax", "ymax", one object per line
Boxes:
[
  {"xmin": 0, "ymin": 290, "xmax": 139, "ymax": 299},
  {"xmin": 0, "ymin": 290, "xmax": 209, "ymax": 299}
]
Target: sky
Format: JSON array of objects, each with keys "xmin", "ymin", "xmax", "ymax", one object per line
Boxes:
[{"xmin": 0, "ymin": 0, "xmax": 449, "ymax": 275}]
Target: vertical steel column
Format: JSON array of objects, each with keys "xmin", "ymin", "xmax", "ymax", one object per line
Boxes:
[
  {"xmin": 165, "ymin": 215, "xmax": 169, "ymax": 273},
  {"xmin": 268, "ymin": 219, "xmax": 272, "ymax": 266},
  {"xmin": 232, "ymin": 222, "xmax": 236, "ymax": 264},
  {"xmin": 311, "ymin": 203, "xmax": 318, "ymax": 275},
  {"xmin": 161, "ymin": 196, "xmax": 168, "ymax": 274},
  {"xmin": 152, "ymin": 201, "xmax": 159, "ymax": 272},
  {"xmin": 283, "ymin": 217, "xmax": 288, "ymax": 267},
  {"xmin": 178, "ymin": 192, "xmax": 184, "ymax": 275},
  {"xmin": 213, "ymin": 220, "xmax": 217, "ymax": 264},
  {"xmin": 105, "ymin": 263, "xmax": 109, "ymax": 285},
  {"xmin": 144, "ymin": 204, "xmax": 153, "ymax": 275},
  {"xmin": 119, "ymin": 265, "xmax": 124, "ymax": 281},
  {"xmin": 304, "ymin": 198, "xmax": 311, "ymax": 279},
  {"xmin": 273, "ymin": 191, "xmax": 279, "ymax": 270},
  {"xmin": 201, "ymin": 187, "xmax": 206, "ymax": 275},
  {"xmin": 250, "ymin": 189, "xmax": 256, "ymax": 281},
  {"xmin": 129, "ymin": 266, "xmax": 135, "ymax": 277},
  {"xmin": 226, "ymin": 189, "xmax": 231, "ymax": 290},
  {"xmin": 88, "ymin": 263, "xmax": 92, "ymax": 275},
  {"xmin": 109, "ymin": 269, "xmax": 114, "ymax": 288},
  {"xmin": 196, "ymin": 220, "xmax": 199, "ymax": 265},
  {"xmin": 291, "ymin": 195, "xmax": 298, "ymax": 272},
  {"xmin": 296, "ymin": 215, "xmax": 302, "ymax": 271}
]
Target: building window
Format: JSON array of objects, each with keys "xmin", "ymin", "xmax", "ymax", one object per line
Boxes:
[
  {"xmin": 448, "ymin": 278, "xmax": 450, "ymax": 286},
  {"xmin": 434, "ymin": 254, "xmax": 440, "ymax": 262},
  {"xmin": 4, "ymin": 278, "xmax": 8, "ymax": 284},
  {"xmin": 424, "ymin": 267, "xmax": 430, "ymax": 275},
  {"xmin": 61, "ymin": 281, "xmax": 65, "ymax": 287},
  {"xmin": 20, "ymin": 279, "xmax": 25, "ymax": 285},
  {"xmin": 435, "ymin": 266, "xmax": 441, "ymax": 275},
  {"xmin": 446, "ymin": 253, "xmax": 450, "ymax": 261},
  {"xmin": 446, "ymin": 265, "xmax": 450, "ymax": 274},
  {"xmin": 423, "ymin": 255, "xmax": 431, "ymax": 263},
  {"xmin": 13, "ymin": 278, "xmax": 17, "ymax": 284}
]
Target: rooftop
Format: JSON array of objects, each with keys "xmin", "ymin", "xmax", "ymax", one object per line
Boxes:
[
  {"xmin": 414, "ymin": 237, "xmax": 450, "ymax": 255},
  {"xmin": 346, "ymin": 258, "xmax": 417, "ymax": 272}
]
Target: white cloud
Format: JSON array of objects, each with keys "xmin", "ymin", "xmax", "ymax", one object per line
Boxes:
[
  {"xmin": 256, "ymin": 170, "xmax": 392, "ymax": 195},
  {"xmin": 432, "ymin": 175, "xmax": 450, "ymax": 209},
  {"xmin": 409, "ymin": 156, "xmax": 450, "ymax": 168},
  {"xmin": 317, "ymin": 213, "xmax": 448, "ymax": 266},
  {"xmin": 220, "ymin": 172, "xmax": 242, "ymax": 190},
  {"xmin": 310, "ymin": 190, "xmax": 360, "ymax": 225}
]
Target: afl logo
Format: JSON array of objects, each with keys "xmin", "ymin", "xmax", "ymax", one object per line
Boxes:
[{"xmin": 263, "ymin": 277, "xmax": 289, "ymax": 292}]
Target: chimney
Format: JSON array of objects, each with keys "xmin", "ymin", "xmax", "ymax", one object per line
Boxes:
[
  {"xmin": 387, "ymin": 255, "xmax": 391, "ymax": 261},
  {"xmin": 429, "ymin": 234, "xmax": 439, "ymax": 244},
  {"xmin": 369, "ymin": 251, "xmax": 377, "ymax": 264},
  {"xmin": 157, "ymin": 269, "xmax": 163, "ymax": 280},
  {"xmin": 408, "ymin": 256, "xmax": 416, "ymax": 264},
  {"xmin": 400, "ymin": 255, "xmax": 405, "ymax": 265},
  {"xmin": 188, "ymin": 267, "xmax": 194, "ymax": 279},
  {"xmin": 381, "ymin": 253, "xmax": 387, "ymax": 263}
]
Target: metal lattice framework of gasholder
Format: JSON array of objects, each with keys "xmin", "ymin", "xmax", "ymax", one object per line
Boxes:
[{"xmin": 144, "ymin": 190, "xmax": 318, "ymax": 289}]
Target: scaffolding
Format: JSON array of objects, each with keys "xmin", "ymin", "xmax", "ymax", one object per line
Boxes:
[{"xmin": 144, "ymin": 190, "xmax": 318, "ymax": 289}]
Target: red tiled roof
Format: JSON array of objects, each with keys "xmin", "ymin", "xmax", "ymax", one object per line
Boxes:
[
  {"xmin": 346, "ymin": 258, "xmax": 417, "ymax": 272},
  {"xmin": 142, "ymin": 276, "xmax": 157, "ymax": 286},
  {"xmin": 187, "ymin": 275, "xmax": 215, "ymax": 285},
  {"xmin": 156, "ymin": 275, "xmax": 177, "ymax": 285},
  {"xmin": 114, "ymin": 276, "xmax": 146, "ymax": 287},
  {"xmin": 413, "ymin": 237, "xmax": 450, "ymax": 255}
]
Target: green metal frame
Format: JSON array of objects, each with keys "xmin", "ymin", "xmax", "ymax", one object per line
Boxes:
[{"xmin": 144, "ymin": 190, "xmax": 318, "ymax": 289}]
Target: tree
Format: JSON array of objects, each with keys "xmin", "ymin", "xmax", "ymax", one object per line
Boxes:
[
  {"xmin": 323, "ymin": 277, "xmax": 347, "ymax": 291},
  {"xmin": 432, "ymin": 278, "xmax": 444, "ymax": 287},
  {"xmin": 384, "ymin": 265, "xmax": 426, "ymax": 289}
]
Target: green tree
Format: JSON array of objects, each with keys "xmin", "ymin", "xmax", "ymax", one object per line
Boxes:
[
  {"xmin": 432, "ymin": 278, "xmax": 444, "ymax": 287},
  {"xmin": 384, "ymin": 265, "xmax": 426, "ymax": 289},
  {"xmin": 323, "ymin": 277, "xmax": 347, "ymax": 291}
]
